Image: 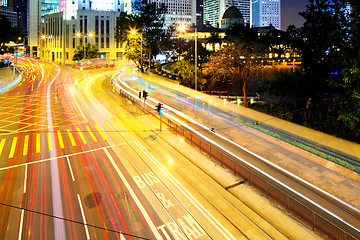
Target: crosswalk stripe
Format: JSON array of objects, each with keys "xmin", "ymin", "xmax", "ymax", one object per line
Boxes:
[
  {"xmin": 36, "ymin": 133, "xmax": 40, "ymax": 153},
  {"xmin": 47, "ymin": 132, "xmax": 53, "ymax": 151},
  {"xmin": 23, "ymin": 135, "xmax": 29, "ymax": 156},
  {"xmin": 0, "ymin": 139, "xmax": 6, "ymax": 157},
  {"xmin": 77, "ymin": 127, "xmax": 87, "ymax": 144},
  {"xmin": 57, "ymin": 130, "xmax": 64, "ymax": 149},
  {"xmin": 67, "ymin": 129, "xmax": 76, "ymax": 146},
  {"xmin": 95, "ymin": 125, "xmax": 107, "ymax": 140},
  {"xmin": 9, "ymin": 137, "xmax": 18, "ymax": 158},
  {"xmin": 86, "ymin": 126, "xmax": 97, "ymax": 142}
]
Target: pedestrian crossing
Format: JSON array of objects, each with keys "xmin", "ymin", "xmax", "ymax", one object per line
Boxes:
[{"xmin": 0, "ymin": 124, "xmax": 107, "ymax": 159}]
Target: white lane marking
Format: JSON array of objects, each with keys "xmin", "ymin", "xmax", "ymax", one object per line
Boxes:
[
  {"xmin": 46, "ymin": 63, "xmax": 66, "ymax": 240},
  {"xmin": 18, "ymin": 209, "xmax": 24, "ymax": 240},
  {"xmin": 66, "ymin": 156, "xmax": 75, "ymax": 182},
  {"xmin": 0, "ymin": 142, "xmax": 132, "ymax": 172},
  {"xmin": 77, "ymin": 194, "xmax": 90, "ymax": 240},
  {"xmin": 103, "ymin": 148, "xmax": 162, "ymax": 239},
  {"xmin": 23, "ymin": 165, "xmax": 27, "ymax": 194},
  {"xmin": 134, "ymin": 141, "xmax": 237, "ymax": 240}
]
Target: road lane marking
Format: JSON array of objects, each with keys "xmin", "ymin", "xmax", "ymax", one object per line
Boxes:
[
  {"xmin": 9, "ymin": 137, "xmax": 18, "ymax": 158},
  {"xmin": 66, "ymin": 156, "xmax": 75, "ymax": 182},
  {"xmin": 67, "ymin": 129, "xmax": 76, "ymax": 146},
  {"xmin": 134, "ymin": 141, "xmax": 237, "ymax": 240},
  {"xmin": 23, "ymin": 135, "xmax": 29, "ymax": 156},
  {"xmin": 57, "ymin": 130, "xmax": 64, "ymax": 149},
  {"xmin": 77, "ymin": 127, "xmax": 87, "ymax": 144},
  {"xmin": 95, "ymin": 125, "xmax": 107, "ymax": 140},
  {"xmin": 47, "ymin": 132, "xmax": 53, "ymax": 151},
  {"xmin": 36, "ymin": 133, "xmax": 40, "ymax": 153},
  {"xmin": 77, "ymin": 194, "xmax": 90, "ymax": 240},
  {"xmin": 23, "ymin": 165, "xmax": 27, "ymax": 194},
  {"xmin": 0, "ymin": 142, "xmax": 133, "ymax": 171},
  {"xmin": 103, "ymin": 148, "xmax": 162, "ymax": 239},
  {"xmin": 0, "ymin": 139, "xmax": 6, "ymax": 157},
  {"xmin": 18, "ymin": 209, "xmax": 25, "ymax": 240},
  {"xmin": 86, "ymin": 126, "xmax": 97, "ymax": 142}
]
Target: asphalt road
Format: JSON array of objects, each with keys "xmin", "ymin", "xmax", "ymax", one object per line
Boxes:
[{"xmin": 0, "ymin": 59, "xmax": 322, "ymax": 239}]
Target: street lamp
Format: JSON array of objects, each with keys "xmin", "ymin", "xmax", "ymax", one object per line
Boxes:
[
  {"xmin": 178, "ymin": 25, "xmax": 198, "ymax": 92},
  {"xmin": 130, "ymin": 29, "xmax": 143, "ymax": 73}
]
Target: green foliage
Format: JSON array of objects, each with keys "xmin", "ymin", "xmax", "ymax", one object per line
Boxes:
[
  {"xmin": 168, "ymin": 60, "xmax": 195, "ymax": 87},
  {"xmin": 331, "ymin": 65, "xmax": 360, "ymax": 136},
  {"xmin": 72, "ymin": 43, "xmax": 99, "ymax": 61},
  {"xmin": 300, "ymin": 0, "xmax": 351, "ymax": 80}
]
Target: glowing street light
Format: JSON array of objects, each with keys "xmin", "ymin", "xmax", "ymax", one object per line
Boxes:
[
  {"xmin": 178, "ymin": 25, "xmax": 198, "ymax": 92},
  {"xmin": 130, "ymin": 28, "xmax": 143, "ymax": 73}
]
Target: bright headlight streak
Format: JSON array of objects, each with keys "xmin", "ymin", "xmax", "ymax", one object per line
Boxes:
[{"xmin": 118, "ymin": 79, "xmax": 360, "ymax": 233}]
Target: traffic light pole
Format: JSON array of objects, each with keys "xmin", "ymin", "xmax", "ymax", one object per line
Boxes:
[{"xmin": 160, "ymin": 114, "xmax": 162, "ymax": 132}]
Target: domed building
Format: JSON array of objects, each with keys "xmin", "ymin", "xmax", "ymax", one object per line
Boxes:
[{"xmin": 220, "ymin": 2, "xmax": 244, "ymax": 29}]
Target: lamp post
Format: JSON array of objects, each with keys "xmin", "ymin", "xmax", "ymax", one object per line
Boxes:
[
  {"xmin": 131, "ymin": 29, "xmax": 143, "ymax": 73},
  {"xmin": 179, "ymin": 25, "xmax": 198, "ymax": 92}
]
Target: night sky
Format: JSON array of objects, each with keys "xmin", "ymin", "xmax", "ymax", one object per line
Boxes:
[{"xmin": 281, "ymin": 0, "xmax": 309, "ymax": 30}]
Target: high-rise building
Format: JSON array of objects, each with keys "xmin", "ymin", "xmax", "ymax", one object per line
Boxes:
[
  {"xmin": 196, "ymin": 0, "xmax": 204, "ymax": 26},
  {"xmin": 150, "ymin": 0, "xmax": 195, "ymax": 27},
  {"xmin": 251, "ymin": 0, "xmax": 281, "ymax": 29},
  {"xmin": 204, "ymin": 0, "xmax": 250, "ymax": 28},
  {"xmin": 0, "ymin": 6, "xmax": 17, "ymax": 27}
]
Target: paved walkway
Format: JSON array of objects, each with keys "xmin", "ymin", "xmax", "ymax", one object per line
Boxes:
[{"xmin": 0, "ymin": 67, "xmax": 20, "ymax": 92}]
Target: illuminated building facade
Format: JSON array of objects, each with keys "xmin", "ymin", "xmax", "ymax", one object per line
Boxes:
[
  {"xmin": 204, "ymin": 0, "xmax": 250, "ymax": 27},
  {"xmin": 150, "ymin": 0, "xmax": 195, "ymax": 26},
  {"xmin": 251, "ymin": 0, "xmax": 281, "ymax": 29},
  {"xmin": 29, "ymin": 0, "xmax": 131, "ymax": 58}
]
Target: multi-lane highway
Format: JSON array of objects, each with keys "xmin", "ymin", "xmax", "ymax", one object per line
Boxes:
[{"xmin": 0, "ymin": 58, "xmax": 325, "ymax": 239}]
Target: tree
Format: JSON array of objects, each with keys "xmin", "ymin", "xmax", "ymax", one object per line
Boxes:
[
  {"xmin": 170, "ymin": 60, "xmax": 195, "ymax": 87},
  {"xmin": 205, "ymin": 42, "xmax": 263, "ymax": 106},
  {"xmin": 299, "ymin": 0, "xmax": 350, "ymax": 84},
  {"xmin": 115, "ymin": 0, "xmax": 168, "ymax": 70},
  {"xmin": 124, "ymin": 32, "xmax": 144, "ymax": 67},
  {"xmin": 73, "ymin": 43, "xmax": 99, "ymax": 61}
]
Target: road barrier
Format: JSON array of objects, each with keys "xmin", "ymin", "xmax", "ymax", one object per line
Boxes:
[{"xmin": 115, "ymin": 80, "xmax": 359, "ymax": 240}]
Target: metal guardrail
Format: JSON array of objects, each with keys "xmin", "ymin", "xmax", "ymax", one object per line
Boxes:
[{"xmin": 114, "ymin": 79, "xmax": 359, "ymax": 240}]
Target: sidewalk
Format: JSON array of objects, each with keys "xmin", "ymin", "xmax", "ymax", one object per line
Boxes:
[{"xmin": 0, "ymin": 66, "xmax": 20, "ymax": 92}]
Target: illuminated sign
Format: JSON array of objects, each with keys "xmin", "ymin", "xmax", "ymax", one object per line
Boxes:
[
  {"xmin": 59, "ymin": 0, "xmax": 67, "ymax": 12},
  {"xmin": 90, "ymin": 0, "xmax": 115, "ymax": 11}
]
